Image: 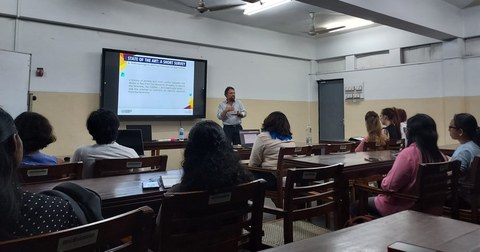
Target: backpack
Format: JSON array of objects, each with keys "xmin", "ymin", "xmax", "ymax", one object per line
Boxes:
[{"xmin": 40, "ymin": 182, "xmax": 103, "ymax": 225}]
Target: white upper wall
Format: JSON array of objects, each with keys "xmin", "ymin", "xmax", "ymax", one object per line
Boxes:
[
  {"xmin": 0, "ymin": 0, "xmax": 316, "ymax": 101},
  {"xmin": 464, "ymin": 5, "xmax": 480, "ymax": 38},
  {"xmin": 16, "ymin": 0, "xmax": 316, "ymax": 60},
  {"xmin": 315, "ymin": 26, "xmax": 439, "ymax": 60}
]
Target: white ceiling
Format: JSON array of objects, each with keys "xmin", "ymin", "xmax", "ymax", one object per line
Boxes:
[{"xmin": 124, "ymin": 0, "xmax": 480, "ymax": 39}]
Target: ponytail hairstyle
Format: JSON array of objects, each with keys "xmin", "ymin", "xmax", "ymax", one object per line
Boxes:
[
  {"xmin": 406, "ymin": 114, "xmax": 444, "ymax": 163},
  {"xmin": 452, "ymin": 113, "xmax": 480, "ymax": 147},
  {"xmin": 0, "ymin": 108, "xmax": 22, "ymax": 240}
]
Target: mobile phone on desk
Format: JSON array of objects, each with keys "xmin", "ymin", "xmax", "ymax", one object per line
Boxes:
[
  {"xmin": 142, "ymin": 178, "xmax": 160, "ymax": 190},
  {"xmin": 364, "ymin": 157, "xmax": 380, "ymax": 162}
]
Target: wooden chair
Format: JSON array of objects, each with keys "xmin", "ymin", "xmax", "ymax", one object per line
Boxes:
[
  {"xmin": 263, "ymin": 164, "xmax": 348, "ymax": 244},
  {"xmin": 153, "ymin": 179, "xmax": 267, "ymax": 252},
  {"xmin": 0, "ymin": 206, "xmax": 154, "ymax": 252},
  {"xmin": 362, "ymin": 141, "xmax": 388, "ymax": 151},
  {"xmin": 258, "ymin": 146, "xmax": 312, "ymax": 209},
  {"xmin": 324, "ymin": 143, "xmax": 354, "ymax": 154},
  {"xmin": 93, "ymin": 155, "xmax": 168, "ymax": 177},
  {"xmin": 445, "ymin": 156, "xmax": 480, "ymax": 223},
  {"xmin": 387, "ymin": 138, "xmax": 405, "ymax": 151},
  {"xmin": 355, "ymin": 159, "xmax": 461, "ymax": 217},
  {"xmin": 17, "ymin": 162, "xmax": 83, "ymax": 184}
]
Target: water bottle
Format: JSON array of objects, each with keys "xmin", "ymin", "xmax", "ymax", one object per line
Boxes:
[
  {"xmin": 306, "ymin": 125, "xmax": 312, "ymax": 145},
  {"xmin": 179, "ymin": 127, "xmax": 185, "ymax": 141}
]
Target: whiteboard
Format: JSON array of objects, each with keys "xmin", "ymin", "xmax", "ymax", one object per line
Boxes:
[{"xmin": 0, "ymin": 50, "xmax": 31, "ymax": 118}]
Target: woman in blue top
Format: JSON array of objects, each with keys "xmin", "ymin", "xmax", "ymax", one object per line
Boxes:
[
  {"xmin": 448, "ymin": 113, "xmax": 480, "ymax": 208},
  {"xmin": 14, "ymin": 112, "xmax": 61, "ymax": 166},
  {"xmin": 449, "ymin": 113, "xmax": 480, "ymax": 180}
]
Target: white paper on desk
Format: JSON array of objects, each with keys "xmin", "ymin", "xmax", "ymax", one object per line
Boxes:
[{"xmin": 160, "ymin": 175, "xmax": 181, "ymax": 188}]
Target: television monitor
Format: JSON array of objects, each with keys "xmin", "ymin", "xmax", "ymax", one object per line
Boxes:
[
  {"xmin": 239, "ymin": 129, "xmax": 260, "ymax": 148},
  {"xmin": 126, "ymin": 125, "xmax": 152, "ymax": 142},
  {"xmin": 116, "ymin": 129, "xmax": 145, "ymax": 156},
  {"xmin": 101, "ymin": 48, "xmax": 207, "ymax": 120}
]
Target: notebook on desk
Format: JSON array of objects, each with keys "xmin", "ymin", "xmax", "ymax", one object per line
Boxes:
[
  {"xmin": 116, "ymin": 129, "xmax": 145, "ymax": 156},
  {"xmin": 239, "ymin": 129, "xmax": 260, "ymax": 148}
]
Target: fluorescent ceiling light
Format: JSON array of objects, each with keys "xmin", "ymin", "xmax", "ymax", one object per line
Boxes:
[
  {"xmin": 325, "ymin": 17, "xmax": 374, "ymax": 33},
  {"xmin": 243, "ymin": 0, "xmax": 293, "ymax": 16}
]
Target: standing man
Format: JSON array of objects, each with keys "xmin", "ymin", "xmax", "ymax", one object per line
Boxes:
[{"xmin": 217, "ymin": 86, "xmax": 247, "ymax": 145}]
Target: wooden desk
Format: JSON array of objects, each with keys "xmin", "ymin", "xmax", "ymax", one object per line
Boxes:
[
  {"xmin": 144, "ymin": 140, "xmax": 187, "ymax": 156},
  {"xmin": 22, "ymin": 170, "xmax": 182, "ymax": 217},
  {"xmin": 144, "ymin": 140, "xmax": 254, "ymax": 159},
  {"xmin": 439, "ymin": 143, "xmax": 458, "ymax": 156},
  {"xmin": 284, "ymin": 150, "xmax": 396, "ymax": 179},
  {"xmin": 262, "ymin": 210, "xmax": 480, "ymax": 252}
]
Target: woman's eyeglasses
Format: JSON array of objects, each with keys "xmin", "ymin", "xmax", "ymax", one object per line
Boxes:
[{"xmin": 449, "ymin": 126, "xmax": 458, "ymax": 129}]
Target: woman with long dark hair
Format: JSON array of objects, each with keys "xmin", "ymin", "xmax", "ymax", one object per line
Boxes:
[
  {"xmin": 172, "ymin": 120, "xmax": 253, "ymax": 192},
  {"xmin": 0, "ymin": 108, "xmax": 78, "ymax": 240},
  {"xmin": 369, "ymin": 114, "xmax": 446, "ymax": 216}
]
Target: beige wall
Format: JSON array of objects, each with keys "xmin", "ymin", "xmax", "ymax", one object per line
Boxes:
[
  {"xmin": 32, "ymin": 92, "xmax": 474, "ymax": 168},
  {"xmin": 344, "ymin": 96, "xmax": 469, "ymax": 147},
  {"xmin": 32, "ymin": 92, "xmax": 316, "ymax": 169}
]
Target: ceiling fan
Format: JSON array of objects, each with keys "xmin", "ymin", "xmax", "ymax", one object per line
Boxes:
[
  {"xmin": 307, "ymin": 12, "xmax": 345, "ymax": 36},
  {"xmin": 178, "ymin": 0, "xmax": 245, "ymax": 14}
]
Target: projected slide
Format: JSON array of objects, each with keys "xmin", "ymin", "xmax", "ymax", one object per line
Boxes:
[{"xmin": 117, "ymin": 53, "xmax": 194, "ymax": 115}]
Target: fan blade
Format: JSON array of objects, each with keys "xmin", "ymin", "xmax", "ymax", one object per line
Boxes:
[
  {"xmin": 465, "ymin": 0, "xmax": 480, "ymax": 8},
  {"xmin": 315, "ymin": 26, "xmax": 346, "ymax": 34},
  {"xmin": 207, "ymin": 4, "xmax": 244, "ymax": 12}
]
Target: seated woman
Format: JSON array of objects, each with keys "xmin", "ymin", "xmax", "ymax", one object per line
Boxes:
[
  {"xmin": 168, "ymin": 120, "xmax": 253, "ymax": 192},
  {"xmin": 368, "ymin": 114, "xmax": 447, "ymax": 217},
  {"xmin": 248, "ymin": 111, "xmax": 295, "ymax": 190},
  {"xmin": 0, "ymin": 108, "xmax": 78, "ymax": 240},
  {"xmin": 380, "ymin": 107, "xmax": 401, "ymax": 140},
  {"xmin": 449, "ymin": 113, "xmax": 480, "ymax": 208},
  {"xmin": 14, "ymin": 112, "xmax": 62, "ymax": 166},
  {"xmin": 71, "ymin": 109, "xmax": 138, "ymax": 178},
  {"xmin": 355, "ymin": 111, "xmax": 388, "ymax": 152}
]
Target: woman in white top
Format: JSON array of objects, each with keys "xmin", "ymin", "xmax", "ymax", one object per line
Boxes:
[{"xmin": 248, "ymin": 111, "xmax": 295, "ymax": 189}]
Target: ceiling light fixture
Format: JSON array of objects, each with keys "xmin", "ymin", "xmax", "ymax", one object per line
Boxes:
[
  {"xmin": 325, "ymin": 18, "xmax": 374, "ymax": 33},
  {"xmin": 243, "ymin": 0, "xmax": 293, "ymax": 16}
]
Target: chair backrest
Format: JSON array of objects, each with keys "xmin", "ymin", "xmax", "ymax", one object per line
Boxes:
[
  {"xmin": 362, "ymin": 141, "xmax": 388, "ymax": 151},
  {"xmin": 457, "ymin": 156, "xmax": 480, "ymax": 223},
  {"xmin": 154, "ymin": 179, "xmax": 266, "ymax": 252},
  {"xmin": 0, "ymin": 206, "xmax": 154, "ymax": 252},
  {"xmin": 413, "ymin": 160, "xmax": 460, "ymax": 216},
  {"xmin": 93, "ymin": 155, "xmax": 168, "ymax": 178},
  {"xmin": 387, "ymin": 138, "xmax": 405, "ymax": 151},
  {"xmin": 17, "ymin": 162, "xmax": 83, "ymax": 184},
  {"xmin": 276, "ymin": 146, "xmax": 312, "ymax": 180},
  {"xmin": 324, "ymin": 143, "xmax": 354, "ymax": 154},
  {"xmin": 284, "ymin": 164, "xmax": 348, "ymax": 230}
]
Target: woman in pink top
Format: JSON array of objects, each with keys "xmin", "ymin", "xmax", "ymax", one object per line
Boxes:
[
  {"xmin": 355, "ymin": 111, "xmax": 387, "ymax": 152},
  {"xmin": 369, "ymin": 114, "xmax": 446, "ymax": 216}
]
